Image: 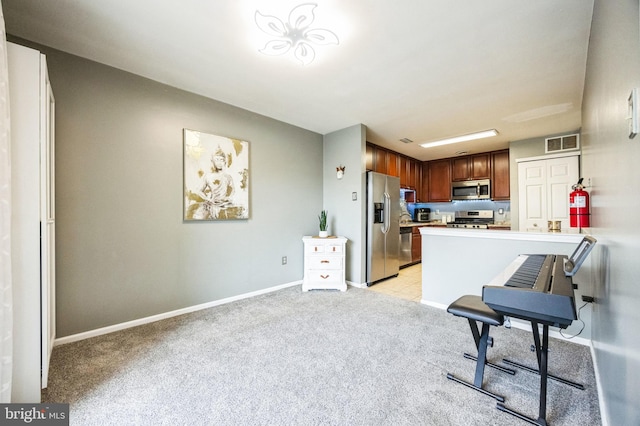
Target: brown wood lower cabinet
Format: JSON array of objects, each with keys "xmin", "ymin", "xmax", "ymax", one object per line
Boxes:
[{"xmin": 412, "ymin": 227, "xmax": 422, "ymax": 262}]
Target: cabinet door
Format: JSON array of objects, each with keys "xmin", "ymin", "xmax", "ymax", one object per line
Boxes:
[
  {"xmin": 491, "ymin": 150, "xmax": 510, "ymax": 200},
  {"xmin": 471, "ymin": 153, "xmax": 490, "ymax": 179},
  {"xmin": 408, "ymin": 160, "xmax": 418, "ymax": 190},
  {"xmin": 428, "ymin": 159, "xmax": 451, "ymax": 202},
  {"xmin": 387, "ymin": 151, "xmax": 399, "ymax": 177},
  {"xmin": 374, "ymin": 148, "xmax": 387, "ymax": 174},
  {"xmin": 366, "ymin": 144, "xmax": 374, "ymax": 171},
  {"xmin": 411, "ymin": 228, "xmax": 421, "ymax": 262},
  {"xmin": 399, "ymin": 156, "xmax": 409, "ymax": 187},
  {"xmin": 420, "ymin": 162, "xmax": 429, "ymax": 202},
  {"xmin": 452, "ymin": 157, "xmax": 470, "ymax": 181}
]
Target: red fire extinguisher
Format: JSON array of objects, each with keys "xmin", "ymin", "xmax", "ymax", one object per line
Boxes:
[{"xmin": 569, "ymin": 178, "xmax": 590, "ymax": 228}]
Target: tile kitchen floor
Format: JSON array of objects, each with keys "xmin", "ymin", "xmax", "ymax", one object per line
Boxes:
[{"xmin": 367, "ymin": 263, "xmax": 422, "ymax": 302}]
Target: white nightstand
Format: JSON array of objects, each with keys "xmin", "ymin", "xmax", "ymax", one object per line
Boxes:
[{"xmin": 302, "ymin": 236, "xmax": 347, "ymax": 291}]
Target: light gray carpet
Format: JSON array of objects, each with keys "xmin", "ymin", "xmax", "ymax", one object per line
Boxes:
[{"xmin": 42, "ymin": 286, "xmax": 601, "ymax": 425}]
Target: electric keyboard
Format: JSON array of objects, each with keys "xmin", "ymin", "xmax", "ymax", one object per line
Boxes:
[
  {"xmin": 482, "ymin": 254, "xmax": 576, "ymax": 328},
  {"xmin": 481, "ymin": 235, "xmax": 596, "ymax": 329}
]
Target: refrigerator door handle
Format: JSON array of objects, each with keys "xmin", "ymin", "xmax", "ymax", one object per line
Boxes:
[{"xmin": 382, "ymin": 192, "xmax": 390, "ymax": 234}]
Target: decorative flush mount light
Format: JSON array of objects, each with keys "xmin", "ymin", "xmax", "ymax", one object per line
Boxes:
[
  {"xmin": 420, "ymin": 129, "xmax": 499, "ymax": 148},
  {"xmin": 255, "ymin": 3, "xmax": 339, "ymax": 66}
]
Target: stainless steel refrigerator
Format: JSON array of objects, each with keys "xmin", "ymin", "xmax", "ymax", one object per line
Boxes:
[{"xmin": 366, "ymin": 171, "xmax": 400, "ymax": 285}]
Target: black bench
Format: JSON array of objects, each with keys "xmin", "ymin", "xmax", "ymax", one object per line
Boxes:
[{"xmin": 446, "ymin": 295, "xmax": 515, "ymax": 402}]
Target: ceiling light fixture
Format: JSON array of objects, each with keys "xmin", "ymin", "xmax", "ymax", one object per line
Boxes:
[
  {"xmin": 420, "ymin": 129, "xmax": 498, "ymax": 148},
  {"xmin": 254, "ymin": 3, "xmax": 339, "ymax": 66}
]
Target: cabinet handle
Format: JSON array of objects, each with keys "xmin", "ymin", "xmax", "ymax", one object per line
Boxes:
[
  {"xmin": 320, "ymin": 260, "xmax": 330, "ymax": 263},
  {"xmin": 320, "ymin": 274, "xmax": 330, "ymax": 279}
]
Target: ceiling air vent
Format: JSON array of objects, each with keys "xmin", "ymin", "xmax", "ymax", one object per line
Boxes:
[
  {"xmin": 399, "ymin": 138, "xmax": 413, "ymax": 144},
  {"xmin": 545, "ymin": 133, "xmax": 579, "ymax": 153}
]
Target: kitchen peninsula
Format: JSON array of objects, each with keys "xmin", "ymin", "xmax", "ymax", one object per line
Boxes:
[{"xmin": 419, "ymin": 227, "xmax": 595, "ymax": 341}]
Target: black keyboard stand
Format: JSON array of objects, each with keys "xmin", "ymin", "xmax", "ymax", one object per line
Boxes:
[
  {"xmin": 446, "ymin": 295, "xmax": 517, "ymax": 403},
  {"xmin": 495, "ymin": 321, "xmax": 585, "ymax": 426}
]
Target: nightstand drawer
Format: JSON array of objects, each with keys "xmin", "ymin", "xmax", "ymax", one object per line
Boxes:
[
  {"xmin": 306, "ymin": 244, "xmax": 325, "ymax": 254},
  {"xmin": 305, "ymin": 242, "xmax": 344, "ymax": 254},
  {"xmin": 306, "ymin": 270, "xmax": 342, "ymax": 284},
  {"xmin": 307, "ymin": 256, "xmax": 342, "ymax": 270}
]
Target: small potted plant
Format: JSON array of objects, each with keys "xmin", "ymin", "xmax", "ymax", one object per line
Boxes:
[{"xmin": 318, "ymin": 210, "xmax": 328, "ymax": 238}]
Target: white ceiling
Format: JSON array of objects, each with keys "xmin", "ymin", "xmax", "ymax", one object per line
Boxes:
[{"xmin": 2, "ymin": 0, "xmax": 594, "ymax": 161}]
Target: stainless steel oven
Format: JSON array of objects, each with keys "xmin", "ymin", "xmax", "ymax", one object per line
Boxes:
[{"xmin": 447, "ymin": 210, "xmax": 494, "ymax": 229}]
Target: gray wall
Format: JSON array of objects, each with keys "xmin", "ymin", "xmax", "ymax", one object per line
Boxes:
[
  {"xmin": 31, "ymin": 43, "xmax": 324, "ymax": 337},
  {"xmin": 323, "ymin": 124, "xmax": 367, "ymax": 285},
  {"xmin": 581, "ymin": 1, "xmax": 640, "ymax": 424}
]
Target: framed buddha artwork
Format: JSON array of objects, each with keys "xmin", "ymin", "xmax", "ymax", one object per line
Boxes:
[{"xmin": 183, "ymin": 129, "xmax": 249, "ymax": 220}]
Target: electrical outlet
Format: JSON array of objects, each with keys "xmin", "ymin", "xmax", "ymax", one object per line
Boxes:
[{"xmin": 282, "ymin": 256, "xmax": 287, "ymax": 265}]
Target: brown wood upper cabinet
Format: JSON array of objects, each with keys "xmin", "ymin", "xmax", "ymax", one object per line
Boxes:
[
  {"xmin": 365, "ymin": 144, "xmax": 375, "ymax": 171},
  {"xmin": 400, "ymin": 156, "xmax": 421, "ymax": 190},
  {"xmin": 370, "ymin": 144, "xmax": 399, "ymax": 177},
  {"xmin": 428, "ymin": 159, "xmax": 452, "ymax": 202},
  {"xmin": 452, "ymin": 153, "xmax": 490, "ymax": 181},
  {"xmin": 491, "ymin": 150, "xmax": 510, "ymax": 200},
  {"xmin": 366, "ymin": 143, "xmax": 508, "ymax": 202},
  {"xmin": 387, "ymin": 151, "xmax": 399, "ymax": 177},
  {"xmin": 367, "ymin": 143, "xmax": 421, "ymax": 190},
  {"xmin": 373, "ymin": 147, "xmax": 388, "ymax": 174},
  {"xmin": 420, "ymin": 162, "xmax": 429, "ymax": 202}
]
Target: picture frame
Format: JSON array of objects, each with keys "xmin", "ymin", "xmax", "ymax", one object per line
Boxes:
[{"xmin": 183, "ymin": 129, "xmax": 250, "ymax": 220}]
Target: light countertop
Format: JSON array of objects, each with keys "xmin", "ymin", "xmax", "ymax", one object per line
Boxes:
[
  {"xmin": 419, "ymin": 226, "xmax": 589, "ymax": 243},
  {"xmin": 400, "ymin": 221, "xmax": 447, "ymax": 228}
]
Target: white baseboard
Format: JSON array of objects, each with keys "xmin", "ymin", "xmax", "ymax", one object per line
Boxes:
[
  {"xmin": 590, "ymin": 342, "xmax": 609, "ymax": 426},
  {"xmin": 347, "ymin": 280, "xmax": 367, "ymax": 289},
  {"xmin": 421, "ymin": 300, "xmax": 448, "ymax": 310},
  {"xmin": 54, "ymin": 280, "xmax": 303, "ymax": 346}
]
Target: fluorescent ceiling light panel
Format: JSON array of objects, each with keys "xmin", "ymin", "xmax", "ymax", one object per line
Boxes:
[{"xmin": 420, "ymin": 129, "xmax": 498, "ymax": 148}]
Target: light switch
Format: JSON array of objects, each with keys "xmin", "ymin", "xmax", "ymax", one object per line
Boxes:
[{"xmin": 352, "ymin": 192, "xmax": 357, "ymax": 201}]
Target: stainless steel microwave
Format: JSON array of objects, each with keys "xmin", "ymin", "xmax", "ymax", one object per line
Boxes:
[{"xmin": 451, "ymin": 179, "xmax": 491, "ymax": 200}]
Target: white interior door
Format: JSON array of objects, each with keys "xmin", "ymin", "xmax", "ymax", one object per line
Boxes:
[
  {"xmin": 518, "ymin": 161, "xmax": 547, "ymax": 231},
  {"xmin": 547, "ymin": 157, "xmax": 578, "ymax": 227},
  {"xmin": 518, "ymin": 155, "xmax": 579, "ymax": 232},
  {"xmin": 40, "ymin": 55, "xmax": 55, "ymax": 389}
]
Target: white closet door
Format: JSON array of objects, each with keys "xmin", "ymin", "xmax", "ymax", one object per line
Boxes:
[
  {"xmin": 518, "ymin": 161, "xmax": 547, "ymax": 231},
  {"xmin": 518, "ymin": 155, "xmax": 579, "ymax": 232},
  {"xmin": 547, "ymin": 157, "xmax": 577, "ymax": 227},
  {"xmin": 40, "ymin": 54, "xmax": 55, "ymax": 389}
]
